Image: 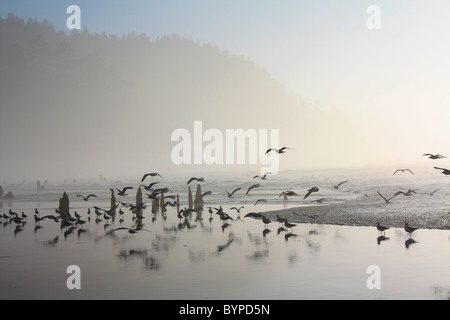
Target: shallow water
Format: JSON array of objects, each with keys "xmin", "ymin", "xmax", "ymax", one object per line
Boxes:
[{"xmin": 0, "ymin": 169, "xmax": 449, "ymax": 300}]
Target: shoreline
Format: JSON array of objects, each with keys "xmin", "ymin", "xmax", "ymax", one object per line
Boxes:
[{"xmin": 261, "ymin": 202, "xmax": 450, "ymax": 230}]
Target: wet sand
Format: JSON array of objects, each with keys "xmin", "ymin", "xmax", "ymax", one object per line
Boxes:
[{"xmin": 262, "ymin": 202, "xmax": 450, "ymax": 230}]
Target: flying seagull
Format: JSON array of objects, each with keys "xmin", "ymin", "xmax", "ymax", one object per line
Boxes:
[
  {"xmin": 253, "ymin": 173, "xmax": 272, "ymax": 180},
  {"xmin": 116, "ymin": 187, "xmax": 133, "ymax": 196},
  {"xmin": 187, "ymin": 177, "xmax": 205, "ymax": 185},
  {"xmin": 434, "ymin": 167, "xmax": 450, "ymax": 175},
  {"xmin": 265, "ymin": 147, "xmax": 292, "ymax": 155},
  {"xmin": 377, "ymin": 191, "xmax": 398, "ymax": 204},
  {"xmin": 422, "ymin": 188, "xmax": 441, "ymax": 196},
  {"xmin": 393, "ymin": 169, "xmax": 414, "ymax": 175},
  {"xmin": 333, "ymin": 180, "xmax": 349, "ymax": 189},
  {"xmin": 254, "ymin": 199, "xmax": 267, "ymax": 206},
  {"xmin": 244, "ymin": 212, "xmax": 265, "ymax": 219},
  {"xmin": 141, "ymin": 172, "xmax": 163, "ymax": 182},
  {"xmin": 303, "ymin": 187, "xmax": 319, "ymax": 199},
  {"xmin": 140, "ymin": 181, "xmax": 160, "ymax": 191},
  {"xmin": 76, "ymin": 194, "xmax": 97, "ymax": 201},
  {"xmin": 226, "ymin": 187, "xmax": 242, "ymax": 198},
  {"xmin": 230, "ymin": 206, "xmax": 244, "ymax": 213},
  {"xmin": 423, "ymin": 154, "xmax": 446, "ymax": 159},
  {"xmin": 246, "ymin": 184, "xmax": 263, "ymax": 195},
  {"xmin": 279, "ymin": 191, "xmax": 298, "ymax": 198}
]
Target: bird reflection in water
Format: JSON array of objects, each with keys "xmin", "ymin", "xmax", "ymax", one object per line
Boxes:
[
  {"xmin": 217, "ymin": 233, "xmax": 235, "ymax": 254},
  {"xmin": 247, "ymin": 249, "xmax": 269, "ymax": 262},
  {"xmin": 118, "ymin": 248, "xmax": 161, "ymax": 271},
  {"xmin": 277, "ymin": 227, "xmax": 287, "ymax": 235},
  {"xmin": 262, "ymin": 228, "xmax": 271, "ymax": 237},
  {"xmin": 284, "ymin": 232, "xmax": 298, "ymax": 241},
  {"xmin": 377, "ymin": 235, "xmax": 390, "ymax": 245},
  {"xmin": 405, "ymin": 238, "xmax": 418, "ymax": 249}
]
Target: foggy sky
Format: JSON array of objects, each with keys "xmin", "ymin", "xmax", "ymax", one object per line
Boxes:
[{"xmin": 0, "ymin": 1, "xmax": 449, "ymax": 182}]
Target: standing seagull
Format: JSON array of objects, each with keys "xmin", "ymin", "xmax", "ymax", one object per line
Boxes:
[
  {"xmin": 376, "ymin": 222, "xmax": 389, "ymax": 235},
  {"xmin": 393, "ymin": 169, "xmax": 414, "ymax": 175},
  {"xmin": 261, "ymin": 215, "xmax": 272, "ymax": 228},
  {"xmin": 303, "ymin": 187, "xmax": 319, "ymax": 199},
  {"xmin": 404, "ymin": 223, "xmax": 419, "ymax": 235},
  {"xmin": 434, "ymin": 167, "xmax": 450, "ymax": 175},
  {"xmin": 333, "ymin": 180, "xmax": 349, "ymax": 189},
  {"xmin": 423, "ymin": 154, "xmax": 446, "ymax": 159}
]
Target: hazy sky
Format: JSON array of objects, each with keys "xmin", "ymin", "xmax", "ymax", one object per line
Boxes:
[{"xmin": 1, "ymin": 1, "xmax": 449, "ymax": 178}]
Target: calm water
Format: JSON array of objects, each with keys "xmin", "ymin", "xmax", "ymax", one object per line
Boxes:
[{"xmin": 0, "ymin": 168, "xmax": 449, "ymax": 299}]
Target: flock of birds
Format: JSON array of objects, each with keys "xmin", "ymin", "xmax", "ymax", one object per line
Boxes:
[{"xmin": 1, "ymin": 150, "xmax": 447, "ymax": 246}]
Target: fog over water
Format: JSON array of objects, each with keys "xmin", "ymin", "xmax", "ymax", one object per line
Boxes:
[{"xmin": 1, "ymin": 2, "xmax": 449, "ymax": 181}]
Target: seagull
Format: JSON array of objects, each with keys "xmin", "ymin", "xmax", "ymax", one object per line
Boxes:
[
  {"xmin": 94, "ymin": 204, "xmax": 120, "ymax": 216},
  {"xmin": 244, "ymin": 212, "xmax": 265, "ymax": 219},
  {"xmin": 230, "ymin": 206, "xmax": 244, "ymax": 213},
  {"xmin": 376, "ymin": 222, "xmax": 389, "ymax": 235},
  {"xmin": 422, "ymin": 188, "xmax": 441, "ymax": 196},
  {"xmin": 246, "ymin": 184, "xmax": 263, "ymax": 195},
  {"xmin": 393, "ymin": 190, "xmax": 416, "ymax": 197},
  {"xmin": 77, "ymin": 194, "xmax": 97, "ymax": 201},
  {"xmin": 276, "ymin": 215, "xmax": 287, "ymax": 226},
  {"xmin": 187, "ymin": 177, "xmax": 205, "ymax": 185},
  {"xmin": 279, "ymin": 191, "xmax": 298, "ymax": 198},
  {"xmin": 116, "ymin": 187, "xmax": 133, "ymax": 196},
  {"xmin": 393, "ymin": 169, "xmax": 414, "ymax": 175},
  {"xmin": 262, "ymin": 215, "xmax": 272, "ymax": 228},
  {"xmin": 377, "ymin": 191, "xmax": 398, "ymax": 203},
  {"xmin": 253, "ymin": 173, "xmax": 272, "ymax": 180},
  {"xmin": 41, "ymin": 215, "xmax": 60, "ymax": 223},
  {"xmin": 225, "ymin": 187, "xmax": 241, "ymax": 198},
  {"xmin": 141, "ymin": 172, "xmax": 163, "ymax": 182},
  {"xmin": 265, "ymin": 147, "xmax": 292, "ymax": 155},
  {"xmin": 404, "ymin": 223, "xmax": 419, "ymax": 234},
  {"xmin": 333, "ymin": 180, "xmax": 349, "ymax": 189},
  {"xmin": 200, "ymin": 191, "xmax": 212, "ymax": 199},
  {"xmin": 254, "ymin": 199, "xmax": 267, "ymax": 206},
  {"xmin": 219, "ymin": 212, "xmax": 234, "ymax": 223},
  {"xmin": 140, "ymin": 181, "xmax": 160, "ymax": 191},
  {"xmin": 303, "ymin": 187, "xmax": 319, "ymax": 199},
  {"xmin": 434, "ymin": 167, "xmax": 450, "ymax": 175},
  {"xmin": 423, "ymin": 153, "xmax": 446, "ymax": 159},
  {"xmin": 284, "ymin": 221, "xmax": 296, "ymax": 232}
]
